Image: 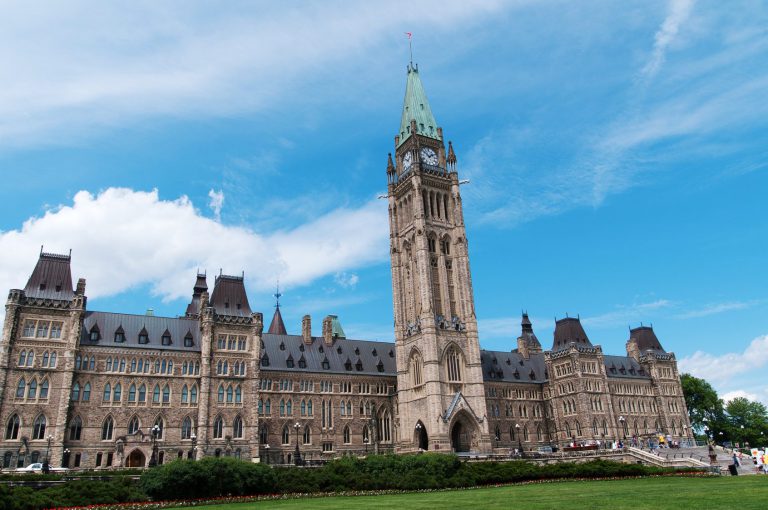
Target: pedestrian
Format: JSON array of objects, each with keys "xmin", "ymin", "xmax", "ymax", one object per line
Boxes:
[{"xmin": 733, "ymin": 452, "xmax": 740, "ymax": 467}]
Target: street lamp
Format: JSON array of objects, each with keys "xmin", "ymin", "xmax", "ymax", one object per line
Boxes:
[
  {"xmin": 618, "ymin": 416, "xmax": 626, "ymax": 443},
  {"xmin": 264, "ymin": 444, "xmax": 270, "ymax": 465},
  {"xmin": 62, "ymin": 449, "xmax": 70, "ymax": 469},
  {"xmin": 293, "ymin": 422, "xmax": 302, "ymax": 466},
  {"xmin": 43, "ymin": 435, "xmax": 53, "ymax": 473},
  {"xmin": 415, "ymin": 422, "xmax": 423, "ymax": 451},
  {"xmin": 190, "ymin": 433, "xmax": 197, "ymax": 460},
  {"xmin": 148, "ymin": 424, "xmax": 160, "ymax": 467},
  {"xmin": 515, "ymin": 423, "xmax": 524, "ymax": 458}
]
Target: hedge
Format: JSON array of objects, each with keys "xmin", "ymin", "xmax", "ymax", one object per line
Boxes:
[{"xmin": 0, "ymin": 455, "xmax": 701, "ymax": 509}]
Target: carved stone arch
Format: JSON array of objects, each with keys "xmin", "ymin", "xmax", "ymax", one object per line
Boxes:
[{"xmin": 448, "ymin": 409, "xmax": 478, "ymax": 453}]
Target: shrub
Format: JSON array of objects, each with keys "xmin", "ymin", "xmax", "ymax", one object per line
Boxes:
[{"xmin": 139, "ymin": 457, "xmax": 277, "ymax": 500}]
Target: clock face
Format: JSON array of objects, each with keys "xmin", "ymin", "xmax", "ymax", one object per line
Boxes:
[
  {"xmin": 402, "ymin": 151, "xmax": 413, "ymax": 170},
  {"xmin": 420, "ymin": 147, "xmax": 438, "ymax": 166}
]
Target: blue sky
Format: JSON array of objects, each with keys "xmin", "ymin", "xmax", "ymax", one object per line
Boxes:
[{"xmin": 0, "ymin": 1, "xmax": 766, "ymax": 403}]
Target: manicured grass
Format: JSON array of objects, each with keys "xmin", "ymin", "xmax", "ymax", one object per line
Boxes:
[{"xmin": 182, "ymin": 477, "xmax": 767, "ymax": 510}]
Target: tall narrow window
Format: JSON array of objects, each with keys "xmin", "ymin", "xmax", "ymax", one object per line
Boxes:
[
  {"xmin": 40, "ymin": 379, "xmax": 49, "ymax": 399},
  {"xmin": 154, "ymin": 416, "xmax": 164, "ymax": 439},
  {"xmin": 181, "ymin": 417, "xmax": 193, "ymax": 439},
  {"xmin": 33, "ymin": 415, "xmax": 46, "ymax": 440},
  {"xmin": 69, "ymin": 416, "xmax": 82, "ymax": 440},
  {"xmin": 162, "ymin": 385, "xmax": 170, "ymax": 403},
  {"xmin": 16, "ymin": 379, "xmax": 25, "ymax": 398},
  {"xmin": 446, "ymin": 347, "xmax": 462, "ymax": 382},
  {"xmin": 5, "ymin": 414, "xmax": 20, "ymax": 440},
  {"xmin": 233, "ymin": 416, "xmax": 243, "ymax": 438},
  {"xmin": 138, "ymin": 384, "xmax": 146, "ymax": 403},
  {"xmin": 82, "ymin": 382, "xmax": 91, "ymax": 401},
  {"xmin": 213, "ymin": 416, "xmax": 224, "ymax": 439},
  {"xmin": 128, "ymin": 416, "xmax": 140, "ymax": 435},
  {"xmin": 153, "ymin": 385, "xmax": 161, "ymax": 403},
  {"xmin": 72, "ymin": 382, "xmax": 81, "ymax": 401},
  {"xmin": 102, "ymin": 416, "xmax": 114, "ymax": 440}
]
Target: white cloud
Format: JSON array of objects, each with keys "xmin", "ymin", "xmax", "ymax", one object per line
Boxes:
[
  {"xmin": 722, "ymin": 390, "xmax": 760, "ymax": 404},
  {"xmin": 0, "ymin": 1, "xmax": 504, "ymax": 150},
  {"xmin": 0, "ymin": 188, "xmax": 388, "ymax": 307},
  {"xmin": 675, "ymin": 300, "xmax": 758, "ymax": 319},
  {"xmin": 641, "ymin": 0, "xmax": 695, "ymax": 79},
  {"xmin": 207, "ymin": 189, "xmax": 225, "ymax": 221},
  {"xmin": 581, "ymin": 300, "xmax": 672, "ymax": 329},
  {"xmin": 334, "ymin": 272, "xmax": 360, "ymax": 288},
  {"xmin": 679, "ymin": 335, "xmax": 768, "ymax": 386}
]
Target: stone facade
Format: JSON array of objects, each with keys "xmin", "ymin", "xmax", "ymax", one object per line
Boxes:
[{"xmin": 0, "ymin": 64, "xmax": 691, "ymax": 469}]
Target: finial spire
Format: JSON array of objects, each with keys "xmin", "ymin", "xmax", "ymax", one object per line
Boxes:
[
  {"xmin": 405, "ymin": 32, "xmax": 413, "ymax": 66},
  {"xmin": 274, "ymin": 281, "xmax": 282, "ymax": 309}
]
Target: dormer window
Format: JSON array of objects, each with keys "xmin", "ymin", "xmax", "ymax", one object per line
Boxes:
[
  {"xmin": 89, "ymin": 325, "xmax": 100, "ymax": 342},
  {"xmin": 236, "ymin": 303, "xmax": 242, "ymax": 310},
  {"xmin": 354, "ymin": 347, "xmax": 360, "ymax": 356},
  {"xmin": 224, "ymin": 302, "xmax": 230, "ymax": 309},
  {"xmin": 299, "ymin": 344, "xmax": 305, "ymax": 352},
  {"xmin": 377, "ymin": 360, "xmax": 385, "ymax": 373},
  {"xmin": 372, "ymin": 348, "xmax": 377, "ymax": 357},
  {"xmin": 506, "ymin": 359, "xmax": 511, "ymax": 365},
  {"xmin": 286, "ymin": 356, "xmax": 294, "ymax": 369},
  {"xmin": 513, "ymin": 369, "xmax": 520, "ymax": 380},
  {"xmin": 55, "ymin": 285, "xmax": 62, "ymax": 292},
  {"xmin": 355, "ymin": 361, "xmax": 363, "ymax": 372},
  {"xmin": 337, "ymin": 346, "xmax": 343, "ymax": 354},
  {"xmin": 322, "ymin": 358, "xmax": 330, "ymax": 370},
  {"xmin": 279, "ymin": 342, "xmax": 285, "ymax": 351},
  {"xmin": 389, "ymin": 350, "xmax": 394, "ymax": 358},
  {"xmin": 114, "ymin": 327, "xmax": 125, "ymax": 343},
  {"xmin": 138, "ymin": 328, "xmax": 149, "ymax": 344},
  {"xmin": 298, "ymin": 356, "xmax": 307, "ymax": 369},
  {"xmin": 184, "ymin": 333, "xmax": 194, "ymax": 347},
  {"xmin": 529, "ymin": 370, "xmax": 536, "ymax": 380},
  {"xmin": 318, "ymin": 346, "xmax": 324, "ymax": 354},
  {"xmin": 344, "ymin": 359, "xmax": 352, "ymax": 371},
  {"xmin": 161, "ymin": 330, "xmax": 172, "ymax": 346},
  {"xmin": 39, "ymin": 283, "xmax": 46, "ymax": 291},
  {"xmin": 261, "ymin": 354, "xmax": 270, "ymax": 367}
]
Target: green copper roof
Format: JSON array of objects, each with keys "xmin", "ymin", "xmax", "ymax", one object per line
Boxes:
[
  {"xmin": 330, "ymin": 315, "xmax": 346, "ymax": 339},
  {"xmin": 398, "ymin": 64, "xmax": 440, "ymax": 147}
]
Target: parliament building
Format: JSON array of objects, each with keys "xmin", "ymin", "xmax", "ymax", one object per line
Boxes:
[{"xmin": 0, "ymin": 63, "xmax": 691, "ymax": 469}]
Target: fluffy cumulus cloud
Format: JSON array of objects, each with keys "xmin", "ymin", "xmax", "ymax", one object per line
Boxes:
[
  {"xmin": 680, "ymin": 334, "xmax": 768, "ymax": 405},
  {"xmin": 0, "ymin": 188, "xmax": 388, "ymax": 305}
]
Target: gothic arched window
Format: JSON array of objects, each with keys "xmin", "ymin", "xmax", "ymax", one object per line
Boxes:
[
  {"xmin": 128, "ymin": 416, "xmax": 140, "ymax": 435},
  {"xmin": 33, "ymin": 415, "xmax": 46, "ymax": 440},
  {"xmin": 213, "ymin": 416, "xmax": 224, "ymax": 439},
  {"xmin": 281, "ymin": 425, "xmax": 290, "ymax": 445},
  {"xmin": 233, "ymin": 416, "xmax": 243, "ymax": 438},
  {"xmin": 446, "ymin": 347, "xmax": 462, "ymax": 382},
  {"xmin": 343, "ymin": 425, "xmax": 351, "ymax": 444},
  {"xmin": 181, "ymin": 417, "xmax": 193, "ymax": 440},
  {"xmin": 5, "ymin": 414, "xmax": 19, "ymax": 440},
  {"xmin": 303, "ymin": 425, "xmax": 311, "ymax": 445},
  {"xmin": 69, "ymin": 416, "xmax": 82, "ymax": 440},
  {"xmin": 102, "ymin": 416, "xmax": 114, "ymax": 440}
]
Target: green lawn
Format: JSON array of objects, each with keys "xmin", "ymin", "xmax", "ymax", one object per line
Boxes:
[{"xmin": 183, "ymin": 477, "xmax": 767, "ymax": 510}]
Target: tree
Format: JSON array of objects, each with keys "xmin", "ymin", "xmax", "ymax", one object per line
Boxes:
[
  {"xmin": 680, "ymin": 373, "xmax": 725, "ymax": 432},
  {"xmin": 724, "ymin": 397, "xmax": 768, "ymax": 447}
]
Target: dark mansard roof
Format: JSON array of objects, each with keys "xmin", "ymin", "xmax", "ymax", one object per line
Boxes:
[
  {"xmin": 629, "ymin": 325, "xmax": 666, "ymax": 353},
  {"xmin": 603, "ymin": 355, "xmax": 650, "ymax": 380},
  {"xmin": 209, "ymin": 273, "xmax": 251, "ymax": 317},
  {"xmin": 260, "ymin": 334, "xmax": 397, "ymax": 377},
  {"xmin": 185, "ymin": 273, "xmax": 209, "ymax": 318},
  {"xmin": 80, "ymin": 311, "xmax": 201, "ymax": 352},
  {"xmin": 552, "ymin": 317, "xmax": 592, "ymax": 350},
  {"xmin": 23, "ymin": 251, "xmax": 74, "ymax": 301},
  {"xmin": 480, "ymin": 350, "xmax": 548, "ymax": 383}
]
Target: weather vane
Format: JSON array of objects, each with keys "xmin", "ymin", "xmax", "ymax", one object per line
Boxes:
[{"xmin": 274, "ymin": 281, "xmax": 282, "ymax": 309}]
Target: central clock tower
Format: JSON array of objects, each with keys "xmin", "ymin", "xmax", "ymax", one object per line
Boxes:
[{"xmin": 387, "ymin": 63, "xmax": 491, "ymax": 454}]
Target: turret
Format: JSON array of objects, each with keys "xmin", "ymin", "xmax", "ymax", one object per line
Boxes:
[{"xmin": 517, "ymin": 312, "xmax": 541, "ymax": 358}]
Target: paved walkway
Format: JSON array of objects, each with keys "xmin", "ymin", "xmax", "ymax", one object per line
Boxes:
[{"xmin": 654, "ymin": 446, "xmax": 760, "ymax": 475}]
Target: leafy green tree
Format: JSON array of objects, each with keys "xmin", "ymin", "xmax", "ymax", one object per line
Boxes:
[
  {"xmin": 724, "ymin": 397, "xmax": 768, "ymax": 447},
  {"xmin": 680, "ymin": 373, "xmax": 725, "ymax": 432}
]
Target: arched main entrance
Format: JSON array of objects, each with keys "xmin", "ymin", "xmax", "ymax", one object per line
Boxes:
[
  {"xmin": 125, "ymin": 449, "xmax": 146, "ymax": 468},
  {"xmin": 414, "ymin": 421, "xmax": 428, "ymax": 450},
  {"xmin": 450, "ymin": 411, "xmax": 476, "ymax": 453}
]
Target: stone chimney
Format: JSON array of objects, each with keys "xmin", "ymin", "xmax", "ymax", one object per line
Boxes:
[
  {"xmin": 322, "ymin": 315, "xmax": 333, "ymax": 346},
  {"xmin": 302, "ymin": 315, "xmax": 312, "ymax": 345}
]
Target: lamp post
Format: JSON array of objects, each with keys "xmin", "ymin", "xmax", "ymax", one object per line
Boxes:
[
  {"xmin": 515, "ymin": 423, "xmax": 524, "ymax": 458},
  {"xmin": 62, "ymin": 448, "xmax": 70, "ymax": 469},
  {"xmin": 682, "ymin": 425, "xmax": 688, "ymax": 447},
  {"xmin": 415, "ymin": 422, "xmax": 423, "ymax": 451},
  {"xmin": 618, "ymin": 416, "xmax": 626, "ymax": 445},
  {"xmin": 293, "ymin": 422, "xmax": 302, "ymax": 466},
  {"xmin": 148, "ymin": 424, "xmax": 160, "ymax": 467},
  {"xmin": 264, "ymin": 444, "xmax": 270, "ymax": 465},
  {"xmin": 43, "ymin": 435, "xmax": 53, "ymax": 473},
  {"xmin": 190, "ymin": 433, "xmax": 197, "ymax": 460}
]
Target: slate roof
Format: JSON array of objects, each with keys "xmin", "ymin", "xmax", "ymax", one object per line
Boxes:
[
  {"xmin": 80, "ymin": 311, "xmax": 201, "ymax": 352},
  {"xmin": 185, "ymin": 273, "xmax": 208, "ymax": 318},
  {"xmin": 23, "ymin": 252, "xmax": 74, "ymax": 301},
  {"xmin": 209, "ymin": 274, "xmax": 251, "ymax": 317},
  {"xmin": 397, "ymin": 64, "xmax": 440, "ymax": 147},
  {"xmin": 518, "ymin": 312, "xmax": 541, "ymax": 350},
  {"xmin": 480, "ymin": 350, "xmax": 548, "ymax": 383},
  {"xmin": 552, "ymin": 317, "xmax": 592, "ymax": 350},
  {"xmin": 603, "ymin": 355, "xmax": 650, "ymax": 380},
  {"xmin": 260, "ymin": 334, "xmax": 397, "ymax": 377},
  {"xmin": 629, "ymin": 326, "xmax": 666, "ymax": 353},
  {"xmin": 267, "ymin": 306, "xmax": 287, "ymax": 335}
]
